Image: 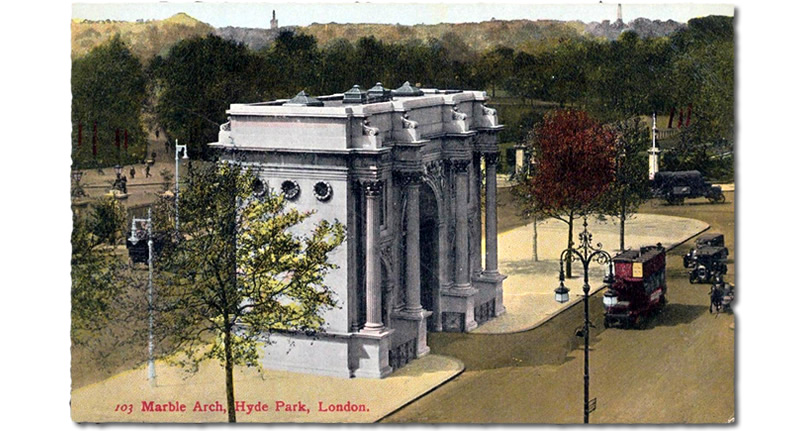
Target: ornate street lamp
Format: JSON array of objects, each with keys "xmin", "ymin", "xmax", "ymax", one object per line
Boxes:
[
  {"xmin": 602, "ymin": 288, "xmax": 619, "ymax": 308},
  {"xmin": 174, "ymin": 140, "xmax": 189, "ymax": 233},
  {"xmin": 554, "ymin": 218, "xmax": 615, "ymax": 424},
  {"xmin": 114, "ymin": 164, "xmax": 123, "ymax": 177},
  {"xmin": 128, "ymin": 209, "xmax": 156, "ymax": 386}
]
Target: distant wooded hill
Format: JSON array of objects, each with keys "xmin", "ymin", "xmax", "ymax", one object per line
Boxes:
[
  {"xmin": 71, "ymin": 12, "xmax": 685, "ymax": 61},
  {"xmin": 71, "ymin": 13, "xmax": 214, "ymax": 61}
]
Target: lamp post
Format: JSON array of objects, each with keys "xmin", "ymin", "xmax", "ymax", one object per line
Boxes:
[
  {"xmin": 129, "ymin": 209, "xmax": 156, "ymax": 386},
  {"xmin": 554, "ymin": 218, "xmax": 615, "ymax": 424},
  {"xmin": 174, "ymin": 140, "xmax": 188, "ymax": 232}
]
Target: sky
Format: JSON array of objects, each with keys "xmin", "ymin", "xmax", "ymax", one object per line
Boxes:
[{"xmin": 72, "ymin": 1, "xmax": 735, "ymax": 28}]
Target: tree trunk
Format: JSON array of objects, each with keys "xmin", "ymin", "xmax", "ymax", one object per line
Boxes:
[
  {"xmin": 532, "ymin": 217, "xmax": 538, "ymax": 262},
  {"xmin": 224, "ymin": 324, "xmax": 236, "ymax": 423},
  {"xmin": 566, "ymin": 213, "xmax": 574, "ymax": 278},
  {"xmin": 620, "ymin": 190, "xmax": 627, "ymax": 252}
]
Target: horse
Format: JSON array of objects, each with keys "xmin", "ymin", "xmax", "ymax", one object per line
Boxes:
[{"xmin": 709, "ymin": 282, "xmax": 734, "ymax": 314}]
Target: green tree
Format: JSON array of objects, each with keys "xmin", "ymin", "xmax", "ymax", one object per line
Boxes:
[
  {"xmin": 153, "ymin": 35, "xmax": 266, "ymax": 160},
  {"xmin": 156, "ymin": 162, "xmax": 345, "ymax": 422},
  {"xmin": 89, "ymin": 196, "xmax": 127, "ymax": 246},
  {"xmin": 597, "ymin": 118, "xmax": 653, "ymax": 251},
  {"xmin": 71, "ymin": 210, "xmax": 125, "ymax": 345},
  {"xmin": 664, "ymin": 16, "xmax": 734, "ymax": 180},
  {"xmin": 71, "ymin": 199, "xmax": 150, "ymax": 372},
  {"xmin": 546, "ymin": 39, "xmax": 588, "ymax": 107},
  {"xmin": 506, "ymin": 51, "xmax": 549, "ymax": 103},
  {"xmin": 263, "ymin": 30, "xmax": 323, "ymax": 97},
  {"xmin": 474, "ymin": 46, "xmax": 514, "ymax": 97},
  {"xmin": 72, "ymin": 35, "xmax": 146, "ymax": 168},
  {"xmin": 351, "ymin": 36, "xmax": 395, "ymax": 88},
  {"xmin": 319, "ymin": 38, "xmax": 357, "ymax": 94}
]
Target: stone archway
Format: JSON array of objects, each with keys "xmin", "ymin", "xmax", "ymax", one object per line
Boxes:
[{"xmin": 419, "ymin": 182, "xmax": 440, "ymax": 329}]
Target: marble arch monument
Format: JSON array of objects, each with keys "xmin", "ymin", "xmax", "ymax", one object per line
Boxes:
[{"xmin": 210, "ymin": 82, "xmax": 506, "ymax": 378}]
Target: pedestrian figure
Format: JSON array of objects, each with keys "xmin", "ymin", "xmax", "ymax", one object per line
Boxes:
[
  {"xmin": 130, "ymin": 166, "xmax": 136, "ymax": 179},
  {"xmin": 165, "ymin": 140, "xmax": 171, "ymax": 154},
  {"xmin": 120, "ymin": 175, "xmax": 128, "ymax": 194},
  {"xmin": 155, "ymin": 129, "xmax": 160, "ymax": 139},
  {"xmin": 145, "ymin": 164, "xmax": 152, "ymax": 178},
  {"xmin": 151, "ymin": 151, "xmax": 157, "ymax": 161}
]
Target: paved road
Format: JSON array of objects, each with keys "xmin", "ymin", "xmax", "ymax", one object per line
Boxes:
[{"xmin": 382, "ymin": 193, "xmax": 735, "ymax": 424}]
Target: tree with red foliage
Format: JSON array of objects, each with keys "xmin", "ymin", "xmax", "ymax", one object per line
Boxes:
[{"xmin": 513, "ymin": 109, "xmax": 615, "ymax": 277}]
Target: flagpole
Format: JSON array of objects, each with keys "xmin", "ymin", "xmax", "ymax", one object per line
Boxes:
[{"xmin": 649, "ymin": 112, "xmax": 660, "ymax": 180}]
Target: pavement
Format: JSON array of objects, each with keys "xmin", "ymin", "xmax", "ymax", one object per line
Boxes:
[
  {"xmin": 473, "ymin": 213, "xmax": 709, "ymax": 334},
  {"xmin": 71, "ymin": 353, "xmax": 463, "ymax": 423},
  {"xmin": 71, "ymin": 210, "xmax": 708, "ymax": 423},
  {"xmin": 72, "ymin": 127, "xmax": 184, "ymax": 209},
  {"xmin": 74, "ymin": 161, "xmax": 179, "ymax": 208}
]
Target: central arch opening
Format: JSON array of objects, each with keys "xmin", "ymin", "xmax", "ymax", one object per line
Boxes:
[{"xmin": 419, "ymin": 183, "xmax": 440, "ymax": 329}]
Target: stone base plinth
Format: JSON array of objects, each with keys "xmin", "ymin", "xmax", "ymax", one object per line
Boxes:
[
  {"xmin": 353, "ymin": 329, "xmax": 394, "ymax": 378},
  {"xmin": 439, "ymin": 286, "xmax": 479, "ymax": 332},
  {"xmin": 476, "ymin": 271, "xmax": 507, "ymax": 316},
  {"xmin": 259, "ymin": 329, "xmax": 396, "ymax": 379},
  {"xmin": 392, "ymin": 309, "xmax": 432, "ymax": 358}
]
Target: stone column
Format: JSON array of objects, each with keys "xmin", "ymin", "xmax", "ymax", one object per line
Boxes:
[
  {"xmin": 349, "ymin": 185, "xmax": 359, "ymax": 332},
  {"xmin": 484, "ymin": 153, "xmax": 499, "ymax": 275},
  {"xmin": 470, "ymin": 152, "xmax": 482, "ymax": 277},
  {"xmin": 435, "ymin": 219, "xmax": 447, "ymax": 332},
  {"xmin": 452, "ymin": 159, "xmax": 472, "ymax": 288},
  {"xmin": 404, "ymin": 173, "xmax": 423, "ymax": 313},
  {"xmin": 362, "ymin": 180, "xmax": 384, "ymax": 332}
]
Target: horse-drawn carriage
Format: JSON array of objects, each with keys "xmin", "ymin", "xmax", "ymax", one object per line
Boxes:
[
  {"xmin": 709, "ymin": 275, "xmax": 735, "ymax": 314},
  {"xmin": 683, "ymin": 233, "xmax": 729, "ymax": 284},
  {"xmin": 603, "ymin": 244, "xmax": 667, "ymax": 328}
]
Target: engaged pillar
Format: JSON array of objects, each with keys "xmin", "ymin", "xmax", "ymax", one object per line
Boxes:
[
  {"xmin": 404, "ymin": 173, "xmax": 423, "ymax": 313},
  {"xmin": 362, "ymin": 180, "xmax": 384, "ymax": 332},
  {"xmin": 470, "ymin": 152, "xmax": 483, "ymax": 277},
  {"xmin": 484, "ymin": 153, "xmax": 499, "ymax": 275},
  {"xmin": 452, "ymin": 159, "xmax": 471, "ymax": 289}
]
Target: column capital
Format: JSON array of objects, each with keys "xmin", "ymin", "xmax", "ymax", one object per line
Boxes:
[
  {"xmin": 360, "ymin": 179, "xmax": 384, "ymax": 196},
  {"xmin": 449, "ymin": 159, "xmax": 470, "ymax": 173}
]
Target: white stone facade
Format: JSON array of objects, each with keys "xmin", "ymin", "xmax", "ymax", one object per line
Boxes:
[{"xmin": 210, "ymin": 86, "xmax": 506, "ymax": 378}]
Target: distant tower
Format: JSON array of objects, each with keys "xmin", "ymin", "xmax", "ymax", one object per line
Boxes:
[
  {"xmin": 270, "ymin": 10, "xmax": 278, "ymax": 29},
  {"xmin": 617, "ymin": 3, "xmax": 623, "ymax": 24}
]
